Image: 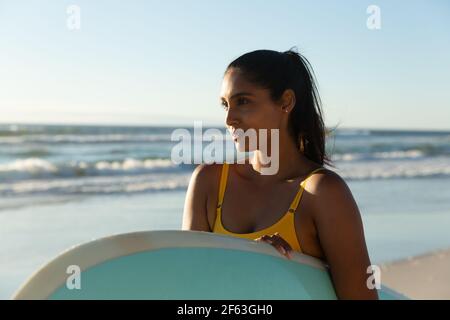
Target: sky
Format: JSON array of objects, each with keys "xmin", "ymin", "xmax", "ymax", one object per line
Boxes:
[{"xmin": 0, "ymin": 0, "xmax": 449, "ymax": 130}]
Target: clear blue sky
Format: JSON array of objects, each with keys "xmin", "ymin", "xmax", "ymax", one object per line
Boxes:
[{"xmin": 0, "ymin": 0, "xmax": 449, "ymax": 130}]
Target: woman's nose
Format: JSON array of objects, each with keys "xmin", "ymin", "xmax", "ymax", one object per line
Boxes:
[{"xmin": 225, "ymin": 109, "xmax": 240, "ymax": 128}]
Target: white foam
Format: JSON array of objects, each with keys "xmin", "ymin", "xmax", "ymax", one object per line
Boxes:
[
  {"xmin": 0, "ymin": 173, "xmax": 191, "ymax": 196},
  {"xmin": 95, "ymin": 158, "xmax": 175, "ymax": 171},
  {"xmin": 332, "ymin": 150, "xmax": 425, "ymax": 162},
  {"xmin": 333, "ymin": 156, "xmax": 450, "ymax": 180},
  {"xmin": 0, "ymin": 157, "xmax": 177, "ymax": 177},
  {"xmin": 0, "ymin": 158, "xmax": 57, "ymax": 173},
  {"xmin": 373, "ymin": 150, "xmax": 424, "ymax": 159}
]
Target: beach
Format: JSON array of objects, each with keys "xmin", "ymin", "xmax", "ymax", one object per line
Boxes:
[
  {"xmin": 381, "ymin": 248, "xmax": 450, "ymax": 299},
  {"xmin": 1, "ymin": 124, "xmax": 450, "ymax": 299},
  {"xmin": 1, "ymin": 188, "xmax": 450, "ymax": 300}
]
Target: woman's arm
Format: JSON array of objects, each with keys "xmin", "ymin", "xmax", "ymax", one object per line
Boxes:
[
  {"xmin": 182, "ymin": 164, "xmax": 213, "ymax": 232},
  {"xmin": 312, "ymin": 172, "xmax": 378, "ymax": 300}
]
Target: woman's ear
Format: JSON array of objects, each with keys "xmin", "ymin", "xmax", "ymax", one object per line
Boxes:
[{"xmin": 280, "ymin": 89, "xmax": 296, "ymax": 113}]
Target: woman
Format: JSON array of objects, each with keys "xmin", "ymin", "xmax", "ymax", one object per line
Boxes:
[{"xmin": 182, "ymin": 48, "xmax": 378, "ymax": 299}]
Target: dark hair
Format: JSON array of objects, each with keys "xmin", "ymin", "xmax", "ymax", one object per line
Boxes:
[{"xmin": 225, "ymin": 47, "xmax": 335, "ymax": 167}]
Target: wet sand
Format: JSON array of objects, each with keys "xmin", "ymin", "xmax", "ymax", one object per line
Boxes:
[{"xmin": 381, "ymin": 247, "xmax": 450, "ymax": 299}]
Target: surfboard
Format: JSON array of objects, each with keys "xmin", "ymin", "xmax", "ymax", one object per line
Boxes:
[{"xmin": 12, "ymin": 230, "xmax": 407, "ymax": 300}]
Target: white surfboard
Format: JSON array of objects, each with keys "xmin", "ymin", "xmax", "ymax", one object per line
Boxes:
[{"xmin": 12, "ymin": 230, "xmax": 407, "ymax": 300}]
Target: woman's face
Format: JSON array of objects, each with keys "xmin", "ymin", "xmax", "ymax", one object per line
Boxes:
[{"xmin": 220, "ymin": 68, "xmax": 289, "ymax": 152}]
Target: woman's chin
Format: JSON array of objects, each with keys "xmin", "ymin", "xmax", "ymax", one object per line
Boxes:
[
  {"xmin": 234, "ymin": 142, "xmax": 246, "ymax": 153},
  {"xmin": 235, "ymin": 142, "xmax": 256, "ymax": 153}
]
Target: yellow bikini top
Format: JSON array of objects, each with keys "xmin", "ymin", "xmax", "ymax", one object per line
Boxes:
[{"xmin": 212, "ymin": 163, "xmax": 326, "ymax": 252}]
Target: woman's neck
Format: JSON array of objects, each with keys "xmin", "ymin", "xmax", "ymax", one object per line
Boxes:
[{"xmin": 247, "ymin": 133, "xmax": 318, "ymax": 185}]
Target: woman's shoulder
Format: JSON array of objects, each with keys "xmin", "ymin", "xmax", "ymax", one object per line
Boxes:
[
  {"xmin": 304, "ymin": 167, "xmax": 348, "ymax": 195},
  {"xmin": 304, "ymin": 167, "xmax": 360, "ymax": 222},
  {"xmin": 190, "ymin": 162, "xmax": 227, "ymax": 191},
  {"xmin": 307, "ymin": 166, "xmax": 345, "ymax": 185},
  {"xmin": 192, "ymin": 160, "xmax": 252, "ymax": 179}
]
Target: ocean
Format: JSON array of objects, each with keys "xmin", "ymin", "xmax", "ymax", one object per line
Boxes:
[{"xmin": 1, "ymin": 123, "xmax": 450, "ymax": 298}]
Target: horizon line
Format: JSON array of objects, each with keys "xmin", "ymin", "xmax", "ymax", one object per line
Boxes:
[{"xmin": 0, "ymin": 121, "xmax": 449, "ymax": 133}]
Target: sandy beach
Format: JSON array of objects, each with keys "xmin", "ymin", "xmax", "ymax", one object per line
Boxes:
[
  {"xmin": 1, "ymin": 188, "xmax": 450, "ymax": 299},
  {"xmin": 381, "ymin": 247, "xmax": 450, "ymax": 300}
]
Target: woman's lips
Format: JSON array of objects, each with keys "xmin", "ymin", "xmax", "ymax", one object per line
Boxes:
[
  {"xmin": 231, "ymin": 131, "xmax": 243, "ymax": 141},
  {"xmin": 229, "ymin": 128, "xmax": 247, "ymax": 143},
  {"xmin": 230, "ymin": 128, "xmax": 243, "ymax": 135}
]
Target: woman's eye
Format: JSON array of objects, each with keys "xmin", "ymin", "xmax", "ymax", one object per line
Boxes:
[
  {"xmin": 237, "ymin": 98, "xmax": 249, "ymax": 105},
  {"xmin": 220, "ymin": 102, "xmax": 229, "ymax": 111},
  {"xmin": 220, "ymin": 97, "xmax": 249, "ymax": 111}
]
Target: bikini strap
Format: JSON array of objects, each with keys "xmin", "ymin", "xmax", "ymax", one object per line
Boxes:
[
  {"xmin": 288, "ymin": 167, "xmax": 326, "ymax": 213},
  {"xmin": 216, "ymin": 162, "xmax": 229, "ymax": 209}
]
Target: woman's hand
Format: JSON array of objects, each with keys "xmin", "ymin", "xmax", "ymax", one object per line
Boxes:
[{"xmin": 255, "ymin": 232, "xmax": 293, "ymax": 259}]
